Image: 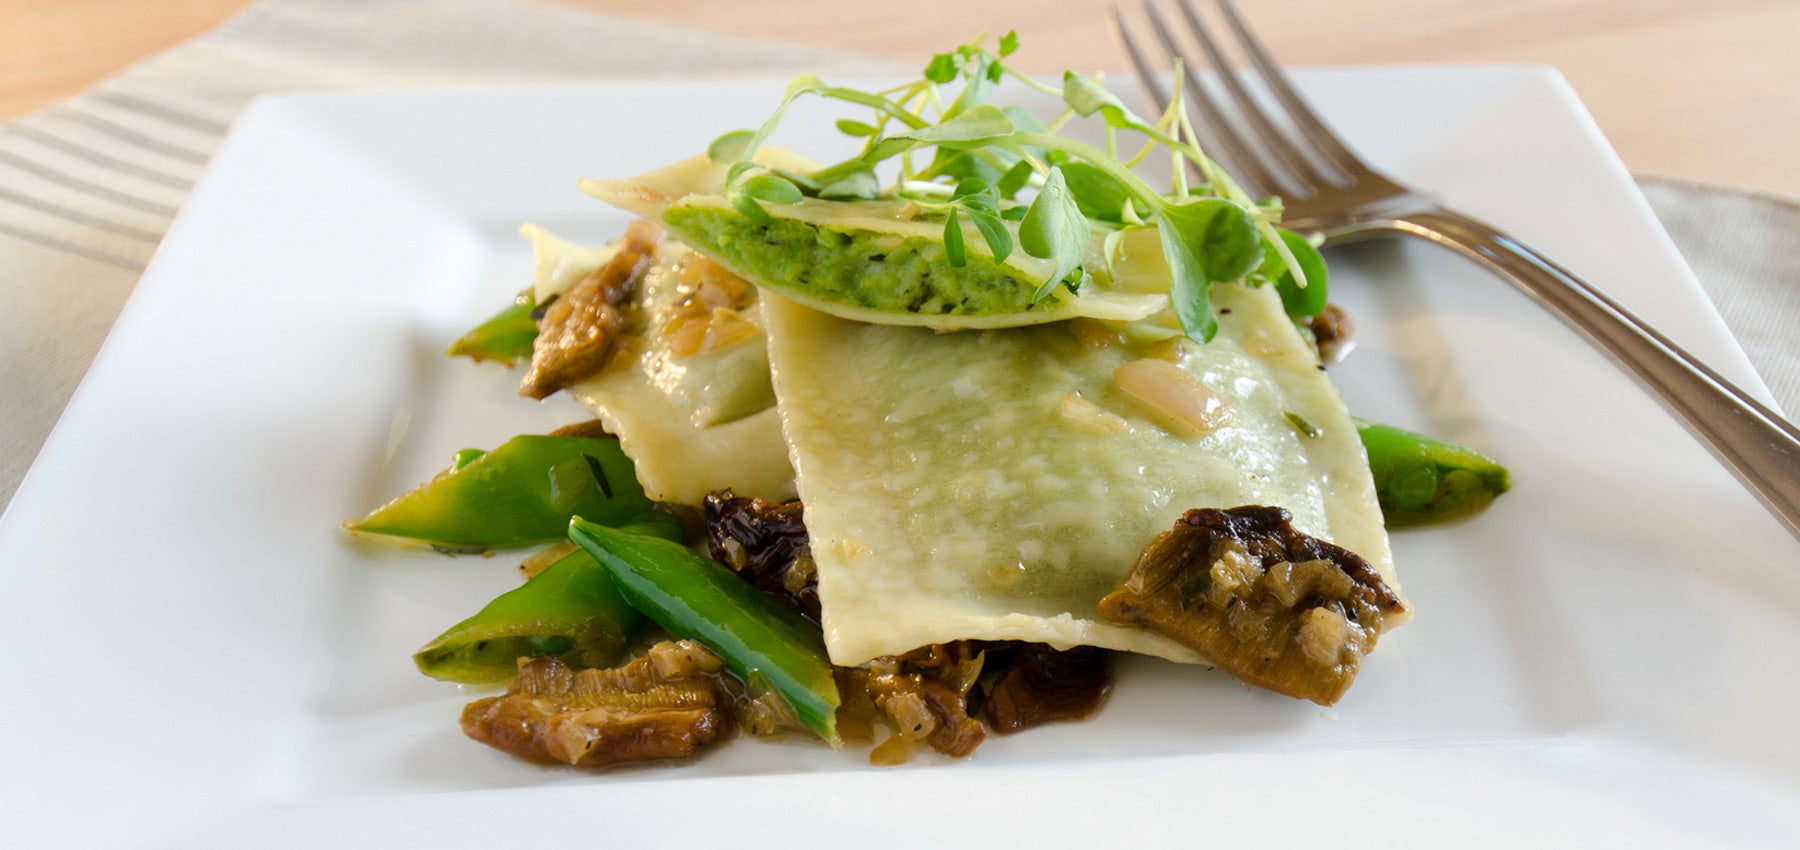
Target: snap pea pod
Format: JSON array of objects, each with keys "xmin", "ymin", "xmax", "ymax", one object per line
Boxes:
[
  {"xmin": 568, "ymin": 517, "xmax": 842, "ymax": 746},
  {"xmin": 446, "ymin": 289, "xmax": 538, "ymax": 366},
  {"xmin": 346, "ymin": 435, "xmax": 680, "ymax": 549},
  {"xmin": 414, "ymin": 546, "xmax": 654, "ymax": 685},
  {"xmin": 450, "ymin": 448, "xmax": 487, "ymax": 470},
  {"xmin": 1354, "ymin": 418, "xmax": 1511, "ymax": 527}
]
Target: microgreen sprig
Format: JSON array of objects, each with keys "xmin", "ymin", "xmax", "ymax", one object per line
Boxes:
[{"xmin": 706, "ymin": 33, "xmax": 1322, "ymax": 342}]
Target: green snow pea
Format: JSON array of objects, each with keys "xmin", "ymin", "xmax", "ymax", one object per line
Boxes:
[
  {"xmin": 446, "ymin": 290, "xmax": 538, "ymax": 366},
  {"xmin": 414, "ymin": 546, "xmax": 659, "ymax": 685},
  {"xmin": 346, "ymin": 434, "xmax": 679, "ymax": 549},
  {"xmin": 568, "ymin": 517, "xmax": 841, "ymax": 746},
  {"xmin": 1355, "ymin": 418, "xmax": 1511, "ymax": 527}
]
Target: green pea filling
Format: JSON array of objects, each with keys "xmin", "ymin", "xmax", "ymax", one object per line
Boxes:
[{"xmin": 665, "ymin": 204, "xmax": 1044, "ymax": 316}]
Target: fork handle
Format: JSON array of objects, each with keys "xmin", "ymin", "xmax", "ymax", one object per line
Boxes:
[{"xmin": 1391, "ymin": 207, "xmax": 1800, "ymax": 541}]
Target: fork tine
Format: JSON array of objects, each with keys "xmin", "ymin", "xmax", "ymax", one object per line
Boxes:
[
  {"xmin": 1110, "ymin": 5, "xmax": 1172, "ymax": 114},
  {"xmin": 1114, "ymin": 6, "xmax": 1261, "ymax": 196},
  {"xmin": 1140, "ymin": 1, "xmax": 1278, "ymax": 199},
  {"xmin": 1170, "ymin": 0, "xmax": 1337, "ymax": 191},
  {"xmin": 1214, "ymin": 0, "xmax": 1366, "ymax": 176}
]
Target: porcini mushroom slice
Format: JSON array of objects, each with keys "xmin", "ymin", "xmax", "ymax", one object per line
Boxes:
[{"xmin": 1098, "ymin": 506, "xmax": 1402, "ymax": 706}]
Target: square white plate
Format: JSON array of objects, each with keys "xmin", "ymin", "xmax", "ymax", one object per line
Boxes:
[{"xmin": 3, "ymin": 68, "xmax": 1798, "ymax": 848}]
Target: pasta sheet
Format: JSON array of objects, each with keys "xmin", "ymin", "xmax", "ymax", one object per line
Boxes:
[{"xmin": 761, "ymin": 284, "xmax": 1400, "ymax": 666}]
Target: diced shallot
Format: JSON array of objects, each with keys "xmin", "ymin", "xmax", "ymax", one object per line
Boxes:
[
  {"xmin": 1059, "ymin": 392, "xmax": 1129, "ymax": 435},
  {"xmin": 1112, "ymin": 358, "xmax": 1235, "ymax": 434}
]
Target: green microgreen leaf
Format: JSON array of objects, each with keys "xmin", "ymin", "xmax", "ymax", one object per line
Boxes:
[
  {"xmin": 1001, "ymin": 105, "xmax": 1049, "ymax": 135},
  {"xmin": 999, "ymin": 30, "xmax": 1019, "ymax": 58},
  {"xmin": 944, "ymin": 211, "xmax": 968, "ymax": 267},
  {"xmin": 726, "ymin": 74, "xmax": 828, "ymax": 181},
  {"xmin": 725, "ymin": 160, "xmax": 762, "ymax": 185},
  {"xmin": 708, "ymin": 130, "xmax": 754, "ymax": 163},
  {"xmin": 816, "ymin": 168, "xmax": 881, "ymax": 201},
  {"xmin": 1062, "ymin": 72, "xmax": 1162, "ymax": 138},
  {"xmin": 732, "ymin": 192, "xmax": 772, "ymax": 225},
  {"xmin": 807, "ymin": 136, "xmax": 921, "ymax": 188},
  {"xmin": 948, "ymin": 178, "xmax": 1012, "ymax": 262},
  {"xmin": 900, "ymin": 103, "xmax": 1015, "ymax": 144},
  {"xmin": 928, "ymin": 147, "xmax": 1004, "ymax": 184},
  {"xmin": 1020, "ymin": 165, "xmax": 1088, "ymax": 298},
  {"xmin": 726, "ymin": 72, "xmax": 932, "ymax": 189},
  {"xmin": 1260, "ymin": 228, "xmax": 1328, "ymax": 317},
  {"xmin": 868, "ymin": 136, "xmax": 918, "ymax": 160},
  {"xmin": 959, "ymin": 193, "xmax": 1000, "ymax": 215},
  {"xmin": 951, "ymin": 177, "xmax": 991, "ymax": 201},
  {"xmin": 784, "ymin": 72, "xmax": 827, "ymax": 99},
  {"xmin": 1158, "ymin": 222, "xmax": 1216, "ymax": 342},
  {"xmin": 1166, "ymin": 197, "xmax": 1263, "ymax": 281},
  {"xmin": 925, "ymin": 53, "xmax": 960, "ymax": 84},
  {"xmin": 996, "ymin": 159, "xmax": 1035, "ymax": 198},
  {"xmin": 966, "ymin": 206, "xmax": 1014, "ymax": 263},
  {"xmin": 945, "ymin": 55, "xmax": 996, "ymax": 118},
  {"xmin": 835, "ymin": 119, "xmax": 878, "ymax": 137},
  {"xmin": 1155, "ymin": 197, "xmax": 1264, "ymax": 341},
  {"xmin": 1060, "ymin": 161, "xmax": 1138, "ymax": 224},
  {"xmin": 741, "ymin": 174, "xmax": 804, "ymax": 205},
  {"xmin": 771, "ymin": 168, "xmax": 822, "ymax": 194}
]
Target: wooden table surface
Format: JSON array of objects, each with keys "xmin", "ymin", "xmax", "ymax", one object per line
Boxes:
[{"xmin": 3, "ymin": 0, "xmax": 1797, "ymax": 196}]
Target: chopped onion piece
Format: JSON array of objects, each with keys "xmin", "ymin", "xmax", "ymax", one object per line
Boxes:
[
  {"xmin": 519, "ymin": 541, "xmax": 578, "ymax": 579},
  {"xmin": 1112, "ymin": 358, "xmax": 1235, "ymax": 434},
  {"xmin": 1144, "ymin": 337, "xmax": 1184, "ymax": 363},
  {"xmin": 1060, "ymin": 392, "xmax": 1129, "ymax": 435}
]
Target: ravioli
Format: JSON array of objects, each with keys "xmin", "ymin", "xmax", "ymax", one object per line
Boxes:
[
  {"xmin": 562, "ymin": 239, "xmax": 796, "ymax": 505},
  {"xmin": 583, "ymin": 154, "xmax": 1167, "ymax": 330},
  {"xmin": 760, "ymin": 284, "xmax": 1402, "ymax": 667},
  {"xmin": 520, "ymin": 223, "xmax": 620, "ymax": 304}
]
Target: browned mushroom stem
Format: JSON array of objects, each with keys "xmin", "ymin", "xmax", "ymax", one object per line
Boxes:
[
  {"xmin": 862, "ymin": 641, "xmax": 987, "ymax": 760},
  {"xmin": 460, "ymin": 640, "xmax": 729, "ymax": 768},
  {"xmin": 1098, "ymin": 506, "xmax": 1402, "ymax": 706},
  {"xmin": 1307, "ymin": 303, "xmax": 1354, "ymax": 364},
  {"xmin": 704, "ymin": 489, "xmax": 818, "ymax": 621},
  {"xmin": 518, "ymin": 219, "xmax": 663, "ymax": 400},
  {"xmin": 983, "ymin": 644, "xmax": 1113, "ymax": 735}
]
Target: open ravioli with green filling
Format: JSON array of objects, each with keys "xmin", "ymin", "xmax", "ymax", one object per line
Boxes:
[
  {"xmin": 583, "ymin": 153, "xmax": 1167, "ymax": 330},
  {"xmin": 760, "ymin": 282, "xmax": 1404, "ymax": 667}
]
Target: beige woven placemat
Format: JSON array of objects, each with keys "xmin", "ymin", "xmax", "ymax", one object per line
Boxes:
[
  {"xmin": 1, "ymin": 0, "xmax": 1794, "ymax": 510},
  {"xmin": 1638, "ymin": 175, "xmax": 1800, "ymax": 415}
]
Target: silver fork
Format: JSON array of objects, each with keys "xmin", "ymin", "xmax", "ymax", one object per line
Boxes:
[{"xmin": 1115, "ymin": 0, "xmax": 1800, "ymax": 543}]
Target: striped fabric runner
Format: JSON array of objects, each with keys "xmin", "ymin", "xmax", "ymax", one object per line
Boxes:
[{"xmin": 1, "ymin": 82, "xmax": 222, "ymax": 272}]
